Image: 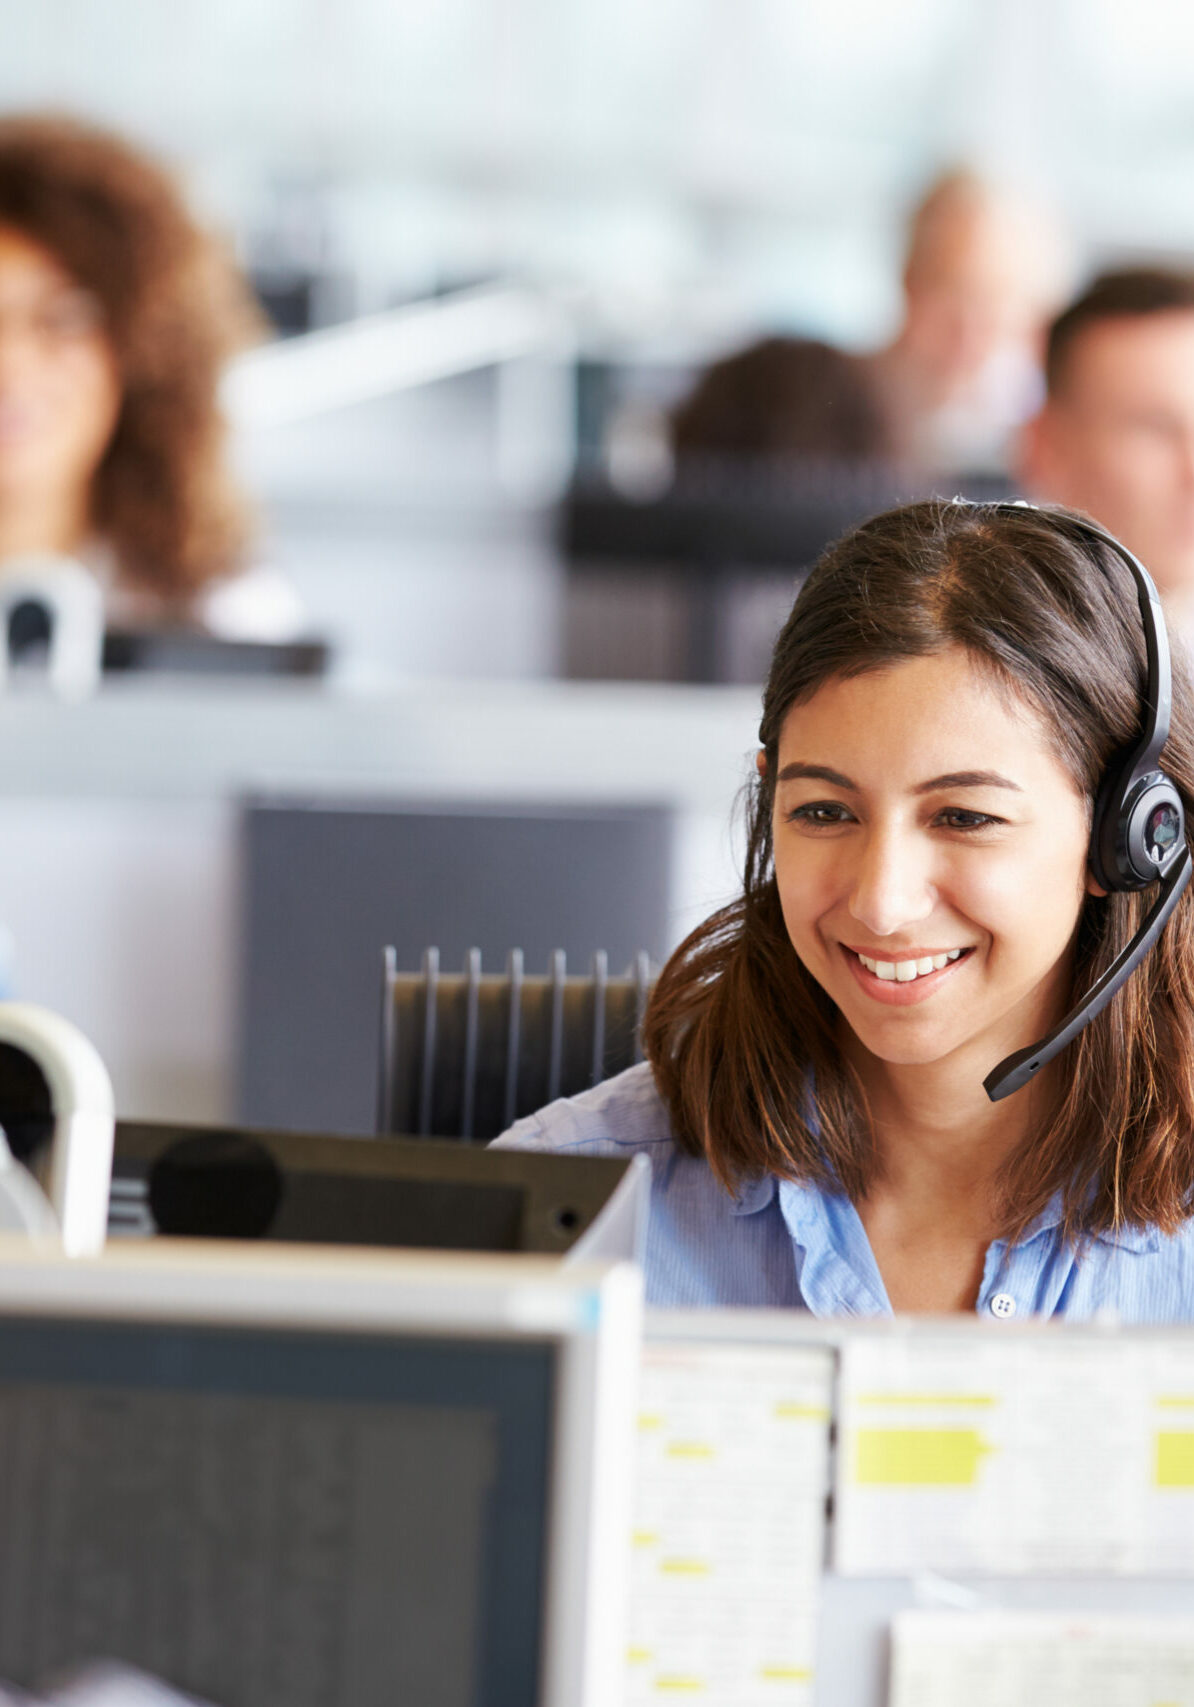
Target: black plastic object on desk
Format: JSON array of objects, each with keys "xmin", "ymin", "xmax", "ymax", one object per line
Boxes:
[
  {"xmin": 102, "ymin": 628, "xmax": 329, "ymax": 677},
  {"xmin": 108, "ymin": 1118, "xmax": 647, "ymax": 1263}
]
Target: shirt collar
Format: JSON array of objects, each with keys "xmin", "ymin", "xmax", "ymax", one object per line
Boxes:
[
  {"xmin": 730, "ymin": 1173, "xmax": 1162, "ymax": 1253},
  {"xmin": 995, "ymin": 1190, "xmax": 1161, "ymax": 1254},
  {"xmin": 728, "ymin": 1172, "xmax": 779, "ymax": 1216}
]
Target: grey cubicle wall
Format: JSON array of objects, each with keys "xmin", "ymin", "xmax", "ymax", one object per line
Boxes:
[{"xmin": 236, "ymin": 797, "xmax": 672, "ymax": 1135}]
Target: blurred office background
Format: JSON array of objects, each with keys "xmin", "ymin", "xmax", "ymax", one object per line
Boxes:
[
  {"xmin": 8, "ymin": 0, "xmax": 1184, "ymax": 680},
  {"xmin": 1, "ymin": 0, "xmax": 1193, "ymax": 1127}
]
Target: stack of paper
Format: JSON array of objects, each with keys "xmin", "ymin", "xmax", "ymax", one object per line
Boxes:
[
  {"xmin": 627, "ymin": 1341, "xmax": 834, "ymax": 1704},
  {"xmin": 835, "ymin": 1332, "xmax": 1194, "ymax": 1576}
]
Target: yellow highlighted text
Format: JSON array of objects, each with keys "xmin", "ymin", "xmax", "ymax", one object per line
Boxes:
[
  {"xmin": 1156, "ymin": 1432, "xmax": 1194, "ymax": 1487},
  {"xmin": 854, "ymin": 1427, "xmax": 994, "ymax": 1486}
]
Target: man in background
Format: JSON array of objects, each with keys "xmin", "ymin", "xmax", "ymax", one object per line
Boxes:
[
  {"xmin": 670, "ymin": 170, "xmax": 1066, "ymax": 480},
  {"xmin": 867, "ymin": 169, "xmax": 1066, "ymax": 475},
  {"xmin": 1020, "ymin": 270, "xmax": 1194, "ymax": 635}
]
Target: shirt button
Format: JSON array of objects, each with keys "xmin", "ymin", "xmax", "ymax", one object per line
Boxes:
[{"xmin": 989, "ymin": 1292, "xmax": 1017, "ymax": 1320}]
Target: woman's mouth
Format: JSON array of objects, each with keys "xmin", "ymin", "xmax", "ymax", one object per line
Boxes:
[{"xmin": 840, "ymin": 944, "xmax": 974, "ymax": 1003}]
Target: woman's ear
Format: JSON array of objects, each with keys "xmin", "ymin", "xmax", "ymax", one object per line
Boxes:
[
  {"xmin": 755, "ymin": 749, "xmax": 767, "ymax": 779},
  {"xmin": 1085, "ymin": 865, "xmax": 1109, "ymax": 899}
]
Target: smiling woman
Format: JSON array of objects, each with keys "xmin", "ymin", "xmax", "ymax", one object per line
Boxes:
[
  {"xmin": 494, "ymin": 498, "xmax": 1194, "ymax": 1320},
  {"xmin": 768, "ymin": 652, "xmax": 1094, "ymax": 1072}
]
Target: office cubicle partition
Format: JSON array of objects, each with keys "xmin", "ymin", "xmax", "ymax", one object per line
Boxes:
[{"xmin": 237, "ymin": 798, "xmax": 671, "ymax": 1135}]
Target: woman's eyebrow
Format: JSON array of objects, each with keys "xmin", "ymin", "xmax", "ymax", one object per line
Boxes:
[
  {"xmin": 775, "ymin": 763, "xmax": 1023, "ymax": 794},
  {"xmin": 915, "ymin": 770, "xmax": 1023, "ymax": 794},
  {"xmin": 776, "ymin": 763, "xmax": 858, "ymax": 789}
]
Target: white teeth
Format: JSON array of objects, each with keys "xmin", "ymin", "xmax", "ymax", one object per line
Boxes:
[{"xmin": 855, "ymin": 948, "xmax": 966, "ymax": 982}]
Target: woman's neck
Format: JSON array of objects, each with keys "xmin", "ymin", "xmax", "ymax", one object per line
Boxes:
[
  {"xmin": 842, "ymin": 1043, "xmax": 1059, "ymax": 1312},
  {"xmin": 845, "ymin": 1038, "xmax": 1052, "ymax": 1212}
]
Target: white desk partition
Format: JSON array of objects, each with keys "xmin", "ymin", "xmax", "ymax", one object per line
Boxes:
[
  {"xmin": 640, "ymin": 1311, "xmax": 1194, "ymax": 1707},
  {"xmin": 0, "ymin": 677, "xmax": 756, "ymax": 1122}
]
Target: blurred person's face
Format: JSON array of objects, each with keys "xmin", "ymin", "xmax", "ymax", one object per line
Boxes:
[
  {"xmin": 901, "ymin": 206, "xmax": 1048, "ymax": 403},
  {"xmin": 0, "ymin": 225, "xmax": 121, "ymax": 532},
  {"xmin": 1021, "ymin": 311, "xmax": 1194, "ymax": 600}
]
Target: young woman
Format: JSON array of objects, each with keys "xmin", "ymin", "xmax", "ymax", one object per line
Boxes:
[
  {"xmin": 494, "ymin": 498, "xmax": 1194, "ymax": 1319},
  {"xmin": 0, "ymin": 114, "xmax": 300, "ymax": 638}
]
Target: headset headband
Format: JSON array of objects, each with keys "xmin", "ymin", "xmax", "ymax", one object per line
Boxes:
[
  {"xmin": 1031, "ymin": 509, "xmax": 1173, "ymax": 780},
  {"xmin": 980, "ymin": 501, "xmax": 1191, "ymax": 1100}
]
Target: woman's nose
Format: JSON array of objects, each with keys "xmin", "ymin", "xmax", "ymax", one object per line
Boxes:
[{"xmin": 846, "ymin": 827, "xmax": 936, "ymax": 938}]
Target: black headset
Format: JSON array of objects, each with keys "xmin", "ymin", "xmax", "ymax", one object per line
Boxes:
[{"xmin": 982, "ymin": 503, "xmax": 1192, "ymax": 1100}]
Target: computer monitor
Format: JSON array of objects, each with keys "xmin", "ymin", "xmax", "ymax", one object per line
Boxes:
[
  {"xmin": 108, "ymin": 1120, "xmax": 648, "ymax": 1264},
  {"xmin": 0, "ymin": 1240, "xmax": 642, "ymax": 1707}
]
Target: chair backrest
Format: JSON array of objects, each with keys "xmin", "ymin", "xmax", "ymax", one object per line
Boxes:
[
  {"xmin": 0, "ymin": 556, "xmax": 104, "ymax": 698},
  {"xmin": 378, "ymin": 948, "xmax": 655, "ymax": 1142}
]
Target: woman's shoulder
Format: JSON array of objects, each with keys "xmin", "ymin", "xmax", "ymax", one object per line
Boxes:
[
  {"xmin": 195, "ymin": 563, "xmax": 306, "ymax": 641},
  {"xmin": 490, "ymin": 1061, "xmax": 677, "ymax": 1163},
  {"xmin": 1065, "ymin": 1211, "xmax": 1194, "ymax": 1324}
]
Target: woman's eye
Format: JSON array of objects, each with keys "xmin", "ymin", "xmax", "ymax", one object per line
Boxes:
[
  {"xmin": 936, "ymin": 808, "xmax": 999, "ymax": 831},
  {"xmin": 787, "ymin": 801, "xmax": 853, "ymax": 827}
]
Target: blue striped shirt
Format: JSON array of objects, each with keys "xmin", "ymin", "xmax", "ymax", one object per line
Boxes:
[{"xmin": 491, "ymin": 1063, "xmax": 1194, "ymax": 1320}]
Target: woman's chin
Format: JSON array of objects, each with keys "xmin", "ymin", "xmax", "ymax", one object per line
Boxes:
[{"xmin": 840, "ymin": 1012, "xmax": 987, "ymax": 1074}]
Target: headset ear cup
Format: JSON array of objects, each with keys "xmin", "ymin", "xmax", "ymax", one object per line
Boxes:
[
  {"xmin": 1095, "ymin": 770, "xmax": 1186, "ymax": 891},
  {"xmin": 1127, "ymin": 778, "xmax": 1185, "ymax": 882},
  {"xmin": 1090, "ymin": 763, "xmax": 1131, "ymax": 893}
]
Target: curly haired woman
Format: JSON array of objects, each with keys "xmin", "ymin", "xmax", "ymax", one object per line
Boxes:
[{"xmin": 0, "ymin": 113, "xmax": 299, "ymax": 638}]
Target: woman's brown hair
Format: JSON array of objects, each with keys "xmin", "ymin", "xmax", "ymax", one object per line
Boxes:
[
  {"xmin": 0, "ymin": 114, "xmax": 262, "ymax": 599},
  {"xmin": 644, "ymin": 498, "xmax": 1194, "ymax": 1242}
]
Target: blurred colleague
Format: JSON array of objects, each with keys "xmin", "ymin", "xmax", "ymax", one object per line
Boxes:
[
  {"xmin": 1020, "ymin": 269, "xmax": 1194, "ymax": 635},
  {"xmin": 671, "ymin": 170, "xmax": 1065, "ymax": 482},
  {"xmin": 671, "ymin": 336, "xmax": 886, "ymax": 468},
  {"xmin": 0, "ymin": 114, "xmax": 300, "ymax": 639},
  {"xmin": 865, "ymin": 169, "xmax": 1066, "ymax": 475}
]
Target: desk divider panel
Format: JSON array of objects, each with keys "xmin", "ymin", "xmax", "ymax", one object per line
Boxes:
[{"xmin": 237, "ymin": 798, "xmax": 671, "ymax": 1135}]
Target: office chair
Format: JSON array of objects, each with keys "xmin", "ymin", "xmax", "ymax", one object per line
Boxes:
[
  {"xmin": 378, "ymin": 947, "xmax": 656, "ymax": 1143},
  {"xmin": 239, "ymin": 799, "xmax": 670, "ymax": 1134},
  {"xmin": 0, "ymin": 1001, "xmax": 115, "ymax": 1253},
  {"xmin": 0, "ymin": 556, "xmax": 104, "ymax": 698}
]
